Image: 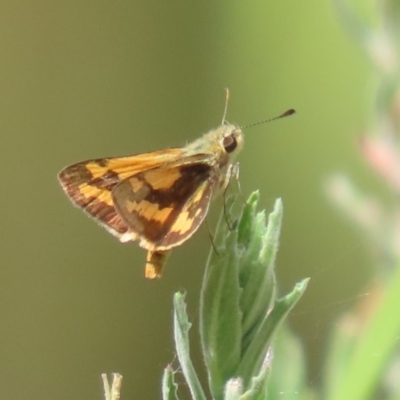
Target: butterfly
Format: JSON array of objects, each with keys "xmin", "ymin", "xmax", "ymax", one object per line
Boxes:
[{"xmin": 58, "ymin": 90, "xmax": 294, "ymax": 279}]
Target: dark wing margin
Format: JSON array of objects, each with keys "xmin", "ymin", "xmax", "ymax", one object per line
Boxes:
[{"xmin": 58, "ymin": 160, "xmax": 131, "ymax": 240}]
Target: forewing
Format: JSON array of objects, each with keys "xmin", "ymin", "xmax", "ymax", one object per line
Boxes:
[
  {"xmin": 112, "ymin": 163, "xmax": 215, "ymax": 251},
  {"xmin": 58, "ymin": 149, "xmax": 185, "ymax": 241}
]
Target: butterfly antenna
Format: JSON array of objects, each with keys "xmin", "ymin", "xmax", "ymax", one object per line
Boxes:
[
  {"xmin": 221, "ymin": 88, "xmax": 230, "ymax": 125},
  {"xmin": 240, "ymin": 108, "xmax": 296, "ymax": 129}
]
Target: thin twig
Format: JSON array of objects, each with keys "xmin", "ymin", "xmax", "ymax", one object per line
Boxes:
[{"xmin": 102, "ymin": 373, "xmax": 123, "ymax": 400}]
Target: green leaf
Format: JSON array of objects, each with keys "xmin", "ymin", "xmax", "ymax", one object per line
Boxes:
[
  {"xmin": 239, "ymin": 349, "xmax": 272, "ymax": 400},
  {"xmin": 162, "ymin": 365, "xmax": 181, "ymax": 400},
  {"xmin": 173, "ymin": 292, "xmax": 206, "ymax": 400},
  {"xmin": 239, "ymin": 198, "xmax": 281, "ymax": 354},
  {"xmin": 200, "ymin": 193, "xmax": 308, "ymax": 399},
  {"xmin": 200, "ymin": 209, "xmax": 242, "ymax": 399},
  {"xmin": 238, "ymin": 279, "xmax": 309, "ymax": 386}
]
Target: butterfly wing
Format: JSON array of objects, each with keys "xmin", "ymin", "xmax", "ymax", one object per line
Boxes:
[
  {"xmin": 58, "ymin": 149, "xmax": 186, "ymax": 241},
  {"xmin": 112, "ymin": 162, "xmax": 215, "ymax": 251}
]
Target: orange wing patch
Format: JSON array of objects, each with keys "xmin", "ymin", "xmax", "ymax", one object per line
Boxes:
[
  {"xmin": 58, "ymin": 149, "xmax": 185, "ymax": 241},
  {"xmin": 112, "ymin": 163, "xmax": 215, "ymax": 251},
  {"xmin": 159, "ymin": 181, "xmax": 212, "ymax": 248}
]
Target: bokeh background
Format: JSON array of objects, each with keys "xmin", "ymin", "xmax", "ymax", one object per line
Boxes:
[{"xmin": 0, "ymin": 1, "xmax": 376, "ymax": 399}]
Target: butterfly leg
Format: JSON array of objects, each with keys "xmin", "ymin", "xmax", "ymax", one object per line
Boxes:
[
  {"xmin": 204, "ymin": 218, "xmax": 219, "ymax": 256},
  {"xmin": 145, "ymin": 250, "xmax": 170, "ymax": 279}
]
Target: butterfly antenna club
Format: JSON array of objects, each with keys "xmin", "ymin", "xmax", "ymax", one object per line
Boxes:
[{"xmin": 240, "ymin": 108, "xmax": 296, "ymax": 129}]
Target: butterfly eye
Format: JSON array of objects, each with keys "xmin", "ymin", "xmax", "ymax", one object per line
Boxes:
[{"xmin": 222, "ymin": 134, "xmax": 237, "ymax": 153}]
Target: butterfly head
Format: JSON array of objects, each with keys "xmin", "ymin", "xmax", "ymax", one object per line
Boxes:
[
  {"xmin": 219, "ymin": 124, "xmax": 244, "ymax": 156},
  {"xmin": 189, "ymin": 123, "xmax": 244, "ymax": 162}
]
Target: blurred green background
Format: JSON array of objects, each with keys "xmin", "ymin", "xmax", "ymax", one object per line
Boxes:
[{"xmin": 0, "ymin": 1, "xmax": 375, "ymax": 399}]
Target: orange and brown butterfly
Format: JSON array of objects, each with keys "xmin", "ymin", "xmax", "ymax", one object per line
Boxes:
[{"xmin": 58, "ymin": 90, "xmax": 295, "ymax": 279}]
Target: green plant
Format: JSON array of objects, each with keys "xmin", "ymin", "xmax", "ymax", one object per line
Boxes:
[{"xmin": 163, "ymin": 193, "xmax": 308, "ymax": 400}]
